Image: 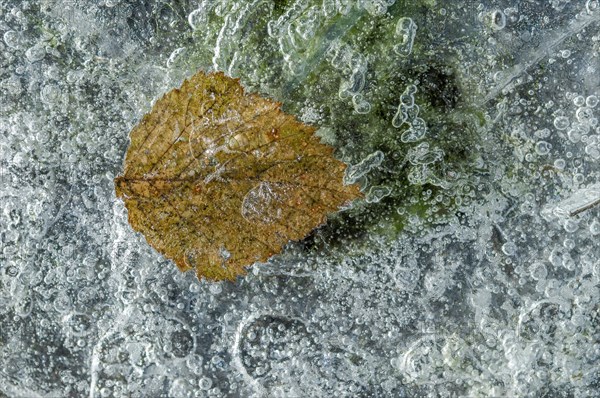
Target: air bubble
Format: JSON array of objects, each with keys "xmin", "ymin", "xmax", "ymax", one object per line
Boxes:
[
  {"xmin": 401, "ymin": 117, "xmax": 428, "ymax": 142},
  {"xmin": 394, "ymin": 17, "xmax": 417, "ymax": 57},
  {"xmin": 530, "ymin": 262, "xmax": 547, "ymax": 280},
  {"xmin": 563, "ymin": 219, "xmax": 579, "ymax": 233},
  {"xmin": 573, "ymin": 173, "xmax": 585, "ymax": 185},
  {"xmin": 326, "ymin": 40, "xmax": 350, "ymax": 70},
  {"xmin": 573, "ymin": 96, "xmax": 586, "ymax": 107},
  {"xmin": 501, "ymin": 242, "xmax": 517, "ymax": 256},
  {"xmin": 352, "ymin": 94, "xmax": 371, "ymax": 114},
  {"xmin": 392, "ymin": 104, "xmax": 410, "ymax": 128},
  {"xmin": 198, "ymin": 376, "xmax": 213, "ymax": 390},
  {"xmin": 535, "ymin": 141, "xmax": 551, "ymax": 155},
  {"xmin": 590, "ymin": 220, "xmax": 600, "ymax": 235},
  {"xmin": 344, "ymin": 151, "xmax": 384, "ymax": 184},
  {"xmin": 4, "ymin": 75, "xmax": 23, "ymax": 95},
  {"xmin": 344, "ymin": 69, "xmax": 366, "ymax": 95},
  {"xmin": 406, "ymin": 143, "xmax": 444, "ymax": 165},
  {"xmin": 25, "ymin": 45, "xmax": 46, "ymax": 63},
  {"xmin": 186, "ymin": 354, "xmax": 204, "ymax": 375},
  {"xmin": 394, "ymin": 266, "xmax": 420, "ymax": 291},
  {"xmin": 65, "ymin": 313, "xmax": 92, "ymax": 336},
  {"xmin": 553, "ymin": 116, "xmax": 569, "ymax": 130},
  {"xmin": 3, "ymin": 30, "xmax": 21, "ymax": 49},
  {"xmin": 567, "ymin": 127, "xmax": 582, "ymax": 143},
  {"xmin": 393, "ymin": 85, "xmax": 418, "ymax": 128},
  {"xmin": 490, "ymin": 10, "xmax": 506, "ymax": 30},
  {"xmin": 586, "ymin": 142, "xmax": 600, "ymax": 159},
  {"xmin": 586, "ymin": 95, "xmax": 598, "ymax": 108},
  {"xmin": 554, "ymin": 158, "xmax": 566, "ymax": 170},
  {"xmin": 322, "ymin": 0, "xmax": 337, "ymax": 17},
  {"xmin": 366, "ymin": 185, "xmax": 392, "ymax": 203},
  {"xmin": 576, "ymin": 107, "xmax": 594, "ymax": 125},
  {"xmin": 5, "ymin": 265, "xmax": 18, "ymax": 277},
  {"xmin": 40, "ymin": 84, "xmax": 61, "ymax": 104},
  {"xmin": 53, "ymin": 291, "xmax": 72, "ymax": 313},
  {"xmin": 209, "ymin": 283, "xmax": 222, "ymax": 295},
  {"xmin": 535, "ymin": 128, "xmax": 551, "ymax": 138},
  {"xmin": 362, "ymin": 0, "xmax": 395, "ymax": 16},
  {"xmin": 169, "ymin": 378, "xmax": 192, "ymax": 398}
]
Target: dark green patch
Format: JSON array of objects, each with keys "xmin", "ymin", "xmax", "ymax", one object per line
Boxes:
[
  {"xmin": 273, "ymin": 0, "xmax": 290, "ymax": 16},
  {"xmin": 417, "ymin": 65, "xmax": 461, "ymax": 110}
]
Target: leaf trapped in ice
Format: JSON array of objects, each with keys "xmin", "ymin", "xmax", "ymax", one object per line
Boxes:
[{"xmin": 114, "ymin": 71, "xmax": 362, "ymax": 281}]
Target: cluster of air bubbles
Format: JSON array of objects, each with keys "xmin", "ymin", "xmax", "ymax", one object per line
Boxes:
[
  {"xmin": 406, "ymin": 142, "xmax": 444, "ymax": 166},
  {"xmin": 365, "ymin": 185, "xmax": 392, "ymax": 203},
  {"xmin": 392, "ymin": 85, "xmax": 429, "ymax": 142},
  {"xmin": 360, "ymin": 0, "xmax": 396, "ymax": 16},
  {"xmin": 188, "ymin": 1, "xmax": 217, "ymax": 31},
  {"xmin": 236, "ymin": 314, "xmax": 316, "ymax": 385},
  {"xmin": 267, "ymin": 2, "xmax": 327, "ymax": 75},
  {"xmin": 326, "ymin": 40, "xmax": 371, "ymax": 114},
  {"xmin": 404, "ymin": 142, "xmax": 447, "ymax": 188},
  {"xmin": 392, "ymin": 85, "xmax": 415, "ymax": 127},
  {"xmin": 321, "ymin": 0, "xmax": 353, "ymax": 17},
  {"xmin": 260, "ymin": 0, "xmax": 397, "ymax": 79},
  {"xmin": 212, "ymin": 2, "xmax": 256, "ymax": 73},
  {"xmin": 394, "ymin": 17, "xmax": 417, "ymax": 56},
  {"xmin": 562, "ymin": 93, "xmax": 600, "ymax": 160},
  {"xmin": 322, "ymin": 0, "xmax": 396, "ymax": 18},
  {"xmin": 344, "ymin": 150, "xmax": 384, "ymax": 185}
]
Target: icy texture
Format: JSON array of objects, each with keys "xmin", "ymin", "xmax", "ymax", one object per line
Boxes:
[{"xmin": 0, "ymin": 1, "xmax": 599, "ymax": 397}]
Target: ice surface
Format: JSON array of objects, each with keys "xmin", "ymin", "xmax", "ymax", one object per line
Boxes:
[{"xmin": 0, "ymin": 1, "xmax": 599, "ymax": 397}]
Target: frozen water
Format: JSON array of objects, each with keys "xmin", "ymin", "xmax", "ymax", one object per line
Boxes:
[{"xmin": 0, "ymin": 0, "xmax": 599, "ymax": 397}]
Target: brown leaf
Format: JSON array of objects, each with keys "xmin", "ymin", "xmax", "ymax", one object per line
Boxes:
[{"xmin": 115, "ymin": 71, "xmax": 362, "ymax": 281}]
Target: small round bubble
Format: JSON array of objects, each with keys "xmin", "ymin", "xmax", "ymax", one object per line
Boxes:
[
  {"xmin": 199, "ymin": 376, "xmax": 213, "ymax": 390},
  {"xmin": 573, "ymin": 173, "xmax": 585, "ymax": 184},
  {"xmin": 553, "ymin": 116, "xmax": 569, "ymax": 130},
  {"xmin": 573, "ymin": 96, "xmax": 586, "ymax": 107},
  {"xmin": 530, "ymin": 262, "xmax": 547, "ymax": 280},
  {"xmin": 501, "ymin": 242, "xmax": 517, "ymax": 256},
  {"xmin": 553, "ymin": 158, "xmax": 566, "ymax": 169},
  {"xmin": 567, "ymin": 128, "xmax": 582, "ymax": 143},
  {"xmin": 490, "ymin": 10, "xmax": 506, "ymax": 30},
  {"xmin": 40, "ymin": 84, "xmax": 61, "ymax": 104},
  {"xmin": 590, "ymin": 220, "xmax": 600, "ymax": 235},
  {"xmin": 586, "ymin": 95, "xmax": 598, "ymax": 108},
  {"xmin": 563, "ymin": 219, "xmax": 579, "ymax": 233},
  {"xmin": 535, "ymin": 141, "xmax": 551, "ymax": 155}
]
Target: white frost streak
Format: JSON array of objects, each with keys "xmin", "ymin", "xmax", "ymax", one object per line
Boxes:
[{"xmin": 483, "ymin": 9, "xmax": 600, "ymax": 104}]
